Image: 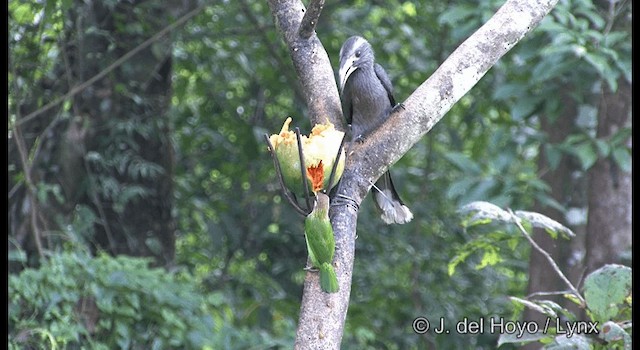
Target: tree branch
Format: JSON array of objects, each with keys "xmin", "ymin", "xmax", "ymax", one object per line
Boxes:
[
  {"xmin": 268, "ymin": 0, "xmax": 560, "ymax": 348},
  {"xmin": 11, "ymin": 124, "xmax": 45, "ymax": 259},
  {"xmin": 266, "ymin": 0, "xmax": 343, "ymax": 128},
  {"xmin": 298, "ymin": 0, "xmax": 325, "ymax": 39}
]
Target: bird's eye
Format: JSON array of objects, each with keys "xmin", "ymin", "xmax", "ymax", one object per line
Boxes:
[{"xmin": 355, "ymin": 50, "xmax": 361, "ymax": 58}]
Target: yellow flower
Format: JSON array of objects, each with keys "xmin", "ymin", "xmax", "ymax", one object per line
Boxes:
[{"xmin": 269, "ymin": 117, "xmax": 345, "ymax": 196}]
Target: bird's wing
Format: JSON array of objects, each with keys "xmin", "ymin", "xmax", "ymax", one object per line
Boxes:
[
  {"xmin": 377, "ymin": 170, "xmax": 406, "ymax": 205},
  {"xmin": 341, "ymin": 82, "xmax": 354, "ymax": 125},
  {"xmin": 304, "ymin": 227, "xmax": 319, "ymax": 267},
  {"xmin": 304, "ymin": 214, "xmax": 335, "ymax": 266},
  {"xmin": 374, "ymin": 63, "xmax": 396, "ymax": 106}
]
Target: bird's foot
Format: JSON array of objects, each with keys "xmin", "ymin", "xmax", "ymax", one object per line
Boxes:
[
  {"xmin": 304, "ymin": 265, "xmax": 318, "ymax": 272},
  {"xmin": 332, "ymin": 193, "xmax": 360, "ymax": 212},
  {"xmin": 353, "ymin": 134, "xmax": 365, "ymax": 143},
  {"xmin": 391, "ymin": 102, "xmax": 406, "ymax": 114},
  {"xmin": 346, "ymin": 125, "xmax": 365, "ymax": 143}
]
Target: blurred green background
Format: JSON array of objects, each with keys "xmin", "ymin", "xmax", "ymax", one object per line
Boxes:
[{"xmin": 8, "ymin": 0, "xmax": 631, "ymax": 349}]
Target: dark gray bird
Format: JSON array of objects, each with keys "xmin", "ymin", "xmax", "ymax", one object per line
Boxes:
[{"xmin": 338, "ymin": 36, "xmax": 413, "ymax": 225}]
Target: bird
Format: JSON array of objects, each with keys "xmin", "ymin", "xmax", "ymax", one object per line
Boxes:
[
  {"xmin": 304, "ymin": 192, "xmax": 339, "ymax": 293},
  {"xmin": 338, "ymin": 35, "xmax": 413, "ymax": 225}
]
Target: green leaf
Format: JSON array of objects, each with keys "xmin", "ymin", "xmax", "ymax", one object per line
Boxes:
[
  {"xmin": 509, "ymin": 297, "xmax": 558, "ymax": 318},
  {"xmin": 543, "ymin": 334, "xmax": 592, "ymax": 349},
  {"xmin": 571, "ymin": 142, "xmax": 598, "ymax": 170},
  {"xmin": 531, "ymin": 59, "xmax": 576, "ymax": 83},
  {"xmin": 600, "ymin": 321, "xmax": 632, "ymax": 348},
  {"xmin": 476, "ymin": 247, "xmax": 501, "ymax": 270},
  {"xmin": 498, "ymin": 331, "xmax": 548, "ymax": 346},
  {"xmin": 538, "ymin": 17, "xmax": 566, "ymax": 33},
  {"xmin": 563, "ymin": 293, "xmax": 584, "ymax": 306},
  {"xmin": 437, "ymin": 5, "xmax": 475, "ymax": 25},
  {"xmin": 576, "ymin": 7, "xmax": 605, "ymax": 29},
  {"xmin": 604, "ymin": 71, "xmax": 619, "ymax": 92},
  {"xmin": 447, "ymin": 177, "xmax": 477, "ymax": 200},
  {"xmin": 510, "ymin": 96, "xmax": 540, "ymax": 121},
  {"xmin": 448, "ymin": 249, "xmax": 472, "ymax": 276},
  {"xmin": 610, "ymin": 127, "xmax": 632, "ymax": 146},
  {"xmin": 583, "ymin": 52, "xmax": 611, "ymax": 76},
  {"xmin": 604, "ymin": 31, "xmax": 630, "ymax": 47},
  {"xmin": 8, "ymin": 249, "xmax": 27, "ymax": 263},
  {"xmin": 463, "ymin": 178, "xmax": 497, "ymax": 204},
  {"xmin": 533, "ymin": 192, "xmax": 566, "ymax": 213},
  {"xmin": 11, "ymin": 3, "xmax": 36, "ymax": 24},
  {"xmin": 583, "ymin": 264, "xmax": 632, "ymax": 322},
  {"xmin": 594, "ymin": 139, "xmax": 610, "ymax": 157},
  {"xmin": 544, "ymin": 144, "xmax": 562, "ymax": 171},
  {"xmin": 457, "ymin": 201, "xmax": 511, "ymax": 224},
  {"xmin": 400, "ymin": 2, "xmax": 417, "ymax": 17},
  {"xmin": 612, "ymin": 148, "xmax": 631, "ymax": 173},
  {"xmin": 514, "ymin": 211, "xmax": 575, "ymax": 238},
  {"xmin": 492, "ymin": 83, "xmax": 527, "ymax": 101},
  {"xmin": 443, "ymin": 152, "xmax": 482, "ymax": 174}
]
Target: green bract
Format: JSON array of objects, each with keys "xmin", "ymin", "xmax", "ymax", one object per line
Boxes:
[{"xmin": 269, "ymin": 117, "xmax": 345, "ymax": 196}]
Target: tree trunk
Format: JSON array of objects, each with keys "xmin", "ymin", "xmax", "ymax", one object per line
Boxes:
[
  {"xmin": 522, "ymin": 88, "xmax": 584, "ymax": 334},
  {"xmin": 584, "ymin": 79, "xmax": 632, "ymax": 273}
]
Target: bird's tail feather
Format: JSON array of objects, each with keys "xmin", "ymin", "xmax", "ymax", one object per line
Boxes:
[
  {"xmin": 319, "ymin": 262, "xmax": 339, "ymax": 293},
  {"xmin": 372, "ymin": 171, "xmax": 413, "ymax": 225}
]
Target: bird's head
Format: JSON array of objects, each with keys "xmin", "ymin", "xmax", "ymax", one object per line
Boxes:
[{"xmin": 338, "ymin": 36, "xmax": 374, "ymax": 93}]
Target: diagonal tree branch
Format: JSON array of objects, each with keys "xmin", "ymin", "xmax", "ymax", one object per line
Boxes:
[{"xmin": 268, "ymin": 0, "xmax": 560, "ymax": 348}]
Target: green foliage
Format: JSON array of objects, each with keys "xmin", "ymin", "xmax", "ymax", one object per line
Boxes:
[
  {"xmin": 458, "ymin": 202, "xmax": 632, "ymax": 349},
  {"xmin": 9, "ymin": 251, "xmax": 212, "ymax": 349},
  {"xmin": 8, "ymin": 250, "xmax": 296, "ymax": 349},
  {"xmin": 583, "ymin": 264, "xmax": 632, "ymax": 323},
  {"xmin": 9, "ymin": 0, "xmax": 180, "ymax": 264},
  {"xmin": 510, "ymin": 263, "xmax": 633, "ymax": 350},
  {"xmin": 459, "ymin": 201, "xmax": 575, "ymax": 239},
  {"xmin": 450, "ymin": 201, "xmax": 576, "ymax": 275},
  {"xmin": 9, "ymin": 0, "xmax": 631, "ymax": 349},
  {"xmin": 497, "ymin": 0, "xmax": 630, "ymax": 167}
]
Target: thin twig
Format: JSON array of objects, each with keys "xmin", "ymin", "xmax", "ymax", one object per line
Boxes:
[
  {"xmin": 298, "ymin": 0, "xmax": 325, "ymax": 39},
  {"xmin": 14, "ymin": 3, "xmax": 207, "ymax": 127},
  {"xmin": 26, "ymin": 36, "xmax": 74, "ymax": 168},
  {"xmin": 10, "ymin": 57, "xmax": 45, "ymax": 257},
  {"xmin": 12, "ymin": 124, "xmax": 45, "ymax": 259},
  {"xmin": 526, "ymin": 290, "xmax": 579, "ymax": 298},
  {"xmin": 295, "ymin": 127, "xmax": 312, "ymax": 211},
  {"xmin": 84, "ymin": 158, "xmax": 117, "ymax": 251},
  {"xmin": 602, "ymin": 0, "xmax": 617, "ymax": 36},
  {"xmin": 508, "ymin": 208, "xmax": 586, "ymax": 306},
  {"xmin": 325, "ymin": 134, "xmax": 345, "ymax": 194},
  {"xmin": 264, "ymin": 134, "xmax": 308, "ymax": 216}
]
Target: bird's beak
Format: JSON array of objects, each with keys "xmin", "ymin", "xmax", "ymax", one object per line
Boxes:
[{"xmin": 338, "ymin": 57, "xmax": 358, "ymax": 93}]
